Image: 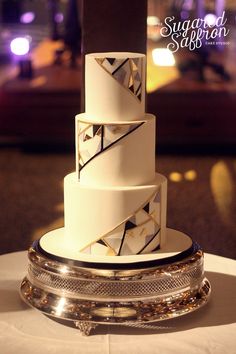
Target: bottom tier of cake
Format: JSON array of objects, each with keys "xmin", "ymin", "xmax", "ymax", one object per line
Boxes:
[
  {"xmin": 63, "ymin": 172, "xmax": 167, "ymax": 256},
  {"xmin": 20, "ymin": 229, "xmax": 211, "ymax": 335}
]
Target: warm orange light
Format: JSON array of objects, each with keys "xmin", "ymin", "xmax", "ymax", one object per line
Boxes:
[
  {"xmin": 146, "ymin": 44, "xmax": 179, "ymax": 93},
  {"xmin": 184, "ymin": 170, "xmax": 197, "ymax": 181},
  {"xmin": 169, "ymin": 172, "xmax": 183, "ymax": 182},
  {"xmin": 210, "ymin": 161, "xmax": 234, "ymax": 226},
  {"xmin": 30, "ymin": 75, "xmax": 47, "ymax": 88}
]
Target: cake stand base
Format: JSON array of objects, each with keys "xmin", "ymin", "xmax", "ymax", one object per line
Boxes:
[{"xmin": 20, "ymin": 229, "xmax": 211, "ymax": 335}]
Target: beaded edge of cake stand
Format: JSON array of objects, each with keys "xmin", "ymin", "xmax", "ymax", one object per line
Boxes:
[{"xmin": 20, "ymin": 242, "xmax": 211, "ymax": 335}]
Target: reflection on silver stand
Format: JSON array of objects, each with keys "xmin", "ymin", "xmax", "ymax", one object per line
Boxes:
[{"xmin": 20, "ymin": 242, "xmax": 211, "ymax": 336}]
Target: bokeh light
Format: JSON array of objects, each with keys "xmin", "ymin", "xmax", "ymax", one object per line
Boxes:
[
  {"xmin": 20, "ymin": 12, "xmax": 35, "ymax": 24},
  {"xmin": 152, "ymin": 48, "xmax": 175, "ymax": 66},
  {"xmin": 204, "ymin": 13, "xmax": 217, "ymax": 27},
  {"xmin": 147, "ymin": 16, "xmax": 160, "ymax": 26},
  {"xmin": 181, "ymin": 10, "xmax": 189, "ymax": 20},
  {"xmin": 210, "ymin": 161, "xmax": 234, "ymax": 226},
  {"xmin": 184, "ymin": 170, "xmax": 197, "ymax": 181},
  {"xmin": 10, "ymin": 37, "xmax": 30, "ymax": 56},
  {"xmin": 169, "ymin": 172, "xmax": 183, "ymax": 182},
  {"xmin": 55, "ymin": 12, "xmax": 64, "ymax": 23}
]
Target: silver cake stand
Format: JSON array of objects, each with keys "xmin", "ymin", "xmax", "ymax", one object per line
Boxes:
[{"xmin": 20, "ymin": 238, "xmax": 211, "ymax": 335}]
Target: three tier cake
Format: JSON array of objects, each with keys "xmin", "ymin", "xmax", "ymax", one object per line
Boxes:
[{"xmin": 21, "ymin": 53, "xmax": 211, "ymax": 335}]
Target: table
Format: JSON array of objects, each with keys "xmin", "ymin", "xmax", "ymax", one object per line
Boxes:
[{"xmin": 0, "ymin": 251, "xmax": 235, "ymax": 354}]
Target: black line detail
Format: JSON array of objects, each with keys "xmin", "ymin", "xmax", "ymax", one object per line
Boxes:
[
  {"xmin": 106, "ymin": 57, "xmax": 116, "ymax": 65},
  {"xmin": 111, "ymin": 58, "xmax": 129, "ymax": 76},
  {"xmin": 152, "ymin": 244, "xmax": 161, "ymax": 252},
  {"xmin": 97, "ymin": 239, "xmax": 106, "ymax": 246},
  {"xmin": 129, "ymin": 85, "xmax": 134, "ymax": 93},
  {"xmin": 79, "ymin": 122, "xmax": 144, "ymax": 174},
  {"xmin": 143, "ymin": 203, "xmax": 149, "ymax": 213},
  {"xmin": 125, "ymin": 220, "xmax": 136, "ymax": 230},
  {"xmin": 101, "ymin": 125, "xmax": 104, "ymax": 151},
  {"xmin": 118, "ymin": 219, "xmax": 138, "ymax": 255},
  {"xmin": 93, "ymin": 125, "xmax": 101, "ymax": 136},
  {"xmin": 135, "ymin": 82, "xmax": 141, "ymax": 95},
  {"xmin": 117, "ymin": 227, "xmax": 127, "ymax": 256},
  {"xmin": 137, "ymin": 228, "xmax": 161, "ymax": 255}
]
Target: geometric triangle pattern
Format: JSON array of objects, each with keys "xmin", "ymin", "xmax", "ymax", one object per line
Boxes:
[
  {"xmin": 82, "ymin": 188, "xmax": 162, "ymax": 256},
  {"xmin": 95, "ymin": 57, "xmax": 143, "ymax": 102},
  {"xmin": 77, "ymin": 119, "xmax": 144, "ymax": 177}
]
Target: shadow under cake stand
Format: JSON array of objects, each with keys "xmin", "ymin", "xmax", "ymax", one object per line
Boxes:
[{"xmin": 20, "ymin": 228, "xmax": 211, "ymax": 335}]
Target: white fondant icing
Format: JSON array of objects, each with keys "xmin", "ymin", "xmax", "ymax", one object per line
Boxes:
[
  {"xmin": 76, "ymin": 113, "xmax": 156, "ymax": 186},
  {"xmin": 85, "ymin": 53, "xmax": 145, "ymax": 122},
  {"xmin": 64, "ymin": 172, "xmax": 167, "ymax": 253},
  {"xmin": 52, "ymin": 52, "xmax": 168, "ymax": 257}
]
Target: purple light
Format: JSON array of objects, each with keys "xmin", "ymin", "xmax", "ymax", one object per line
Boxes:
[
  {"xmin": 10, "ymin": 37, "xmax": 30, "ymax": 56},
  {"xmin": 20, "ymin": 11, "xmax": 35, "ymax": 24},
  {"xmin": 183, "ymin": 0, "xmax": 193, "ymax": 11},
  {"xmin": 180, "ymin": 10, "xmax": 189, "ymax": 20},
  {"xmin": 54, "ymin": 13, "xmax": 64, "ymax": 23},
  {"xmin": 204, "ymin": 13, "xmax": 217, "ymax": 27}
]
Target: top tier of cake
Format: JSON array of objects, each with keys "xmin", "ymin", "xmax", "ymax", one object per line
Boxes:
[{"xmin": 85, "ymin": 52, "xmax": 146, "ymax": 122}]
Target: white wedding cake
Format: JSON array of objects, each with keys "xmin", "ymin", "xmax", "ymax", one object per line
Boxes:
[
  {"xmin": 21, "ymin": 52, "xmax": 211, "ymax": 333},
  {"xmin": 40, "ymin": 52, "xmax": 192, "ymax": 261}
]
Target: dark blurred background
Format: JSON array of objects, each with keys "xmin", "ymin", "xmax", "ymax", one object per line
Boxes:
[{"xmin": 0, "ymin": 0, "xmax": 235, "ymax": 259}]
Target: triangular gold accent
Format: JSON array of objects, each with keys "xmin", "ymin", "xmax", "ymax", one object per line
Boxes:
[
  {"xmin": 128, "ymin": 74, "xmax": 134, "ymax": 87},
  {"xmin": 106, "ymin": 248, "xmax": 116, "ymax": 256},
  {"xmin": 95, "ymin": 58, "xmax": 105, "ymax": 65},
  {"xmin": 132, "ymin": 58, "xmax": 139, "ymax": 66},
  {"xmin": 130, "ymin": 59, "xmax": 138, "ymax": 71},
  {"xmin": 83, "ymin": 134, "xmax": 92, "ymax": 142}
]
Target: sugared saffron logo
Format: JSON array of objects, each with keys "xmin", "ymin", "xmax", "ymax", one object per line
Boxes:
[{"xmin": 160, "ymin": 11, "xmax": 230, "ymax": 52}]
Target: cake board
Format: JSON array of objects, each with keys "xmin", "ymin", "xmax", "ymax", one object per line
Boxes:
[{"xmin": 20, "ymin": 228, "xmax": 211, "ymax": 335}]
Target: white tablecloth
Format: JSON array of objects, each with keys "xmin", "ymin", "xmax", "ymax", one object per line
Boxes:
[{"xmin": 0, "ymin": 251, "xmax": 235, "ymax": 354}]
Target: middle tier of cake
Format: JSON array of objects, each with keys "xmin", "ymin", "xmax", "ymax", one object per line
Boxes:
[
  {"xmin": 64, "ymin": 172, "xmax": 167, "ymax": 256},
  {"xmin": 76, "ymin": 113, "xmax": 156, "ymax": 186}
]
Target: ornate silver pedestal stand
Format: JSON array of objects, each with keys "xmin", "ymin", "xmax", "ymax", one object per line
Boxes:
[{"xmin": 20, "ymin": 240, "xmax": 211, "ymax": 335}]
